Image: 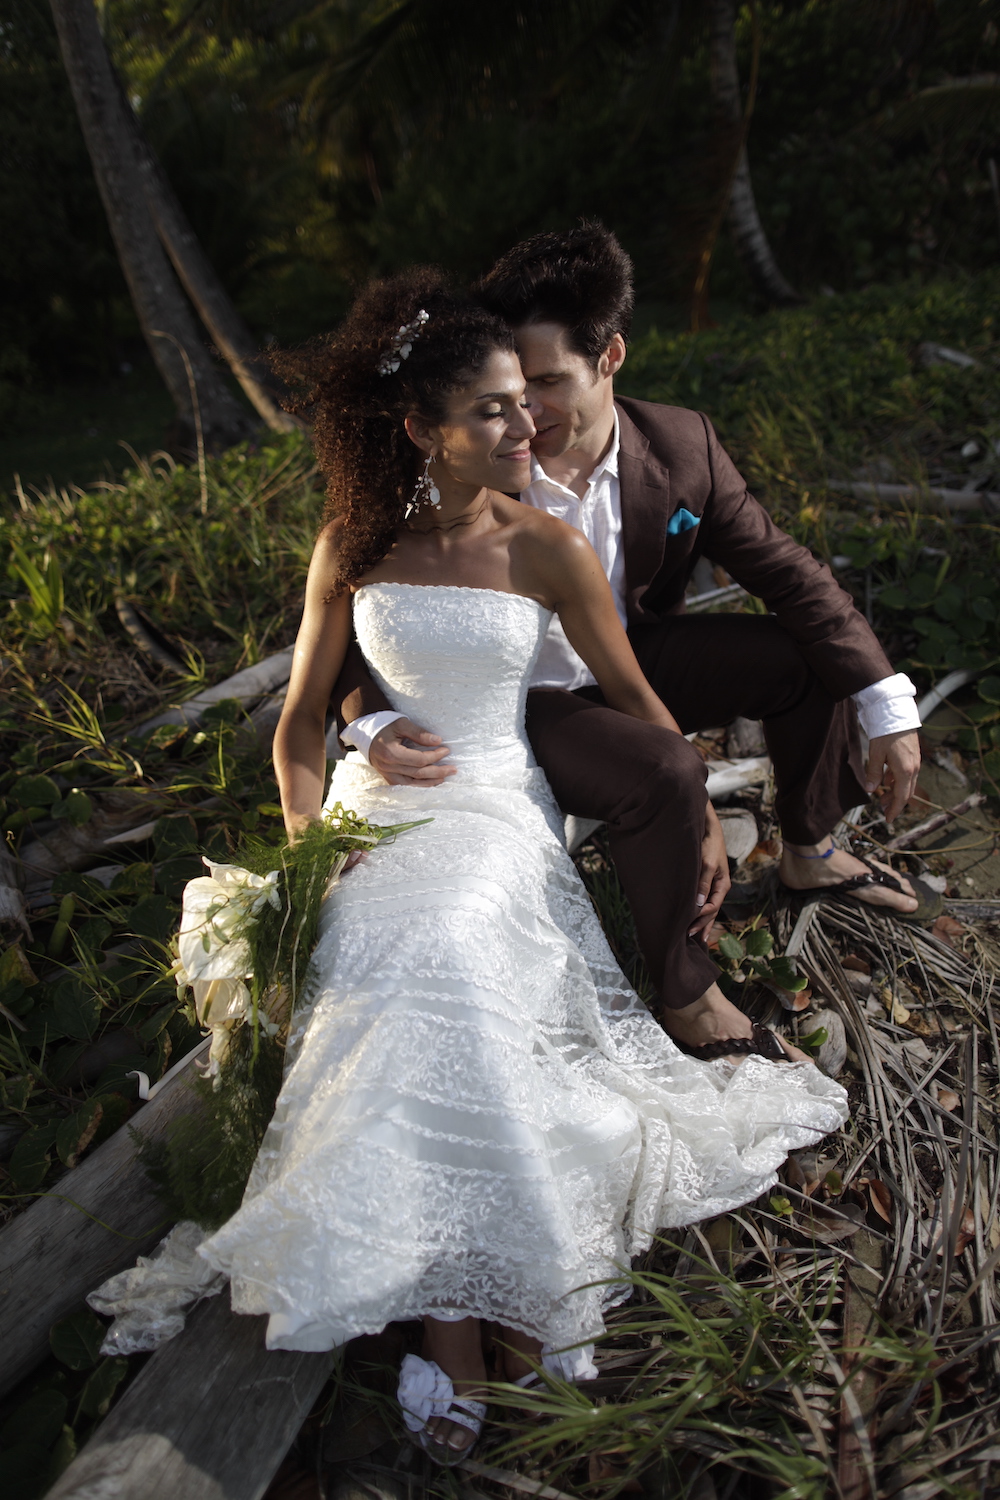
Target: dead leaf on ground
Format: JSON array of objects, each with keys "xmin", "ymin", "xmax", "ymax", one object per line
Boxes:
[
  {"xmin": 785, "ymin": 1155, "xmax": 808, "ymax": 1191},
  {"xmin": 923, "ymin": 1204, "xmax": 977, "ymax": 1256},
  {"xmin": 863, "ymin": 1177, "xmax": 893, "ymax": 1224},
  {"xmin": 769, "ymin": 984, "xmax": 813, "ymax": 1012},
  {"xmin": 955, "ymin": 1207, "xmax": 976, "ymax": 1255},
  {"xmin": 903, "ymin": 1010, "xmax": 936, "ymax": 1037},
  {"xmin": 798, "ymin": 1199, "xmax": 866, "ymax": 1243},
  {"xmin": 842, "ymin": 953, "xmax": 870, "ymax": 975},
  {"xmin": 588, "ymin": 1453, "xmax": 643, "ymax": 1491},
  {"xmin": 746, "ymin": 838, "xmax": 782, "ymax": 867},
  {"xmin": 931, "ymin": 914, "xmax": 966, "ymax": 948}
]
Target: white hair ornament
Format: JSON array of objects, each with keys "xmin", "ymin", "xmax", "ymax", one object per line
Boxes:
[{"xmin": 378, "ymin": 309, "xmax": 430, "ymax": 375}]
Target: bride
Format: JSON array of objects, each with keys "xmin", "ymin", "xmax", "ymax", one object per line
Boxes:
[{"xmin": 198, "ymin": 269, "xmax": 848, "ymax": 1464}]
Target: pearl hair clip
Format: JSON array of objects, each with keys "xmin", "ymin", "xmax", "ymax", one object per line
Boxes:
[{"xmin": 377, "ymin": 309, "xmax": 430, "ymax": 375}]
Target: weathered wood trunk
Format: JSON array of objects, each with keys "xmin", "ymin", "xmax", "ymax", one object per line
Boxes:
[
  {"xmin": 46, "ymin": 1294, "xmax": 332, "ymax": 1500},
  {"xmin": 0, "ymin": 1045, "xmax": 206, "ymax": 1399},
  {"xmin": 127, "ymin": 119, "xmax": 300, "ymax": 436},
  {"xmin": 47, "ymin": 0, "xmax": 254, "ymax": 448},
  {"xmin": 708, "ymin": 0, "xmax": 799, "ymax": 307}
]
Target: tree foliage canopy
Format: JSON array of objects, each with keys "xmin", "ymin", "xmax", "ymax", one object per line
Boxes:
[{"xmin": 4, "ymin": 0, "xmax": 1000, "ymax": 418}]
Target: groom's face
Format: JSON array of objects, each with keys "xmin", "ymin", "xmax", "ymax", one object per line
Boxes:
[{"xmin": 515, "ymin": 321, "xmax": 622, "ymax": 459}]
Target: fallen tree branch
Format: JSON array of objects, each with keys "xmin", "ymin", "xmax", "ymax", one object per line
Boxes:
[
  {"xmin": 827, "ymin": 479, "xmax": 1000, "ymax": 513},
  {"xmin": 0, "ymin": 1037, "xmax": 208, "ymax": 1399},
  {"xmin": 886, "ymin": 793, "xmax": 986, "ymax": 851},
  {"xmin": 115, "ymin": 597, "xmax": 186, "ymax": 676},
  {"xmin": 135, "ymin": 646, "xmax": 294, "ymax": 735}
]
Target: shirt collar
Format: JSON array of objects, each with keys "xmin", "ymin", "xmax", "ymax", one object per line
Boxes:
[{"xmin": 528, "ymin": 407, "xmax": 620, "ymax": 496}]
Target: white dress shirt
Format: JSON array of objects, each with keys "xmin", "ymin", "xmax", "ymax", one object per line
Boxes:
[{"xmin": 341, "ymin": 411, "xmax": 920, "ymax": 758}]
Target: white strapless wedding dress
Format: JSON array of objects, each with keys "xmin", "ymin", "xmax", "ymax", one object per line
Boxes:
[{"xmin": 201, "ymin": 584, "xmax": 848, "ymax": 1352}]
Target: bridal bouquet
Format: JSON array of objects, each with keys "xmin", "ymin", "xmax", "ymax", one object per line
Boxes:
[
  {"xmin": 145, "ymin": 803, "xmax": 430, "ymax": 1227},
  {"xmin": 172, "ymin": 802, "xmax": 431, "ymax": 1080}
]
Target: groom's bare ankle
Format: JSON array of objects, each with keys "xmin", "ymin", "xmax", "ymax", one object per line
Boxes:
[{"xmin": 655, "ymin": 985, "xmax": 752, "ymax": 1045}]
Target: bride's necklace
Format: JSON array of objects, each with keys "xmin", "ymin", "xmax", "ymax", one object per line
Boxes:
[{"xmin": 405, "ymin": 493, "xmax": 492, "ymax": 534}]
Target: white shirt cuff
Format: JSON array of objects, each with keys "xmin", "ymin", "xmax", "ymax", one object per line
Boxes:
[
  {"xmin": 851, "ymin": 673, "xmax": 921, "ymax": 739},
  {"xmin": 339, "ymin": 710, "xmax": 405, "ymax": 763}
]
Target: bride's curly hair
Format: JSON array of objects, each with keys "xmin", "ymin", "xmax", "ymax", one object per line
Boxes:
[{"xmin": 271, "ymin": 268, "xmax": 516, "ymax": 594}]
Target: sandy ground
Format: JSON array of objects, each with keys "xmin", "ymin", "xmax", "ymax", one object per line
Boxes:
[{"xmin": 909, "ymin": 713, "xmax": 1000, "ymax": 899}]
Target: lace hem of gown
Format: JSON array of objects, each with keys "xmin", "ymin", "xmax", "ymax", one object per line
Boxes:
[{"xmin": 143, "ymin": 584, "xmax": 849, "ymax": 1353}]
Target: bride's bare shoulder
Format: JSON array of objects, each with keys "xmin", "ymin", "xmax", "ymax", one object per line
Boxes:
[
  {"xmin": 299, "ymin": 517, "xmax": 352, "ymax": 603},
  {"xmin": 310, "ymin": 516, "xmax": 346, "ymax": 566},
  {"xmin": 506, "ymin": 500, "xmax": 593, "ymax": 560},
  {"xmin": 502, "ymin": 500, "xmax": 598, "ymax": 602}
]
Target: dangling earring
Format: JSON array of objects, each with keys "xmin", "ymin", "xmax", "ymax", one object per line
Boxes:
[{"xmin": 405, "ymin": 454, "xmax": 443, "ymax": 521}]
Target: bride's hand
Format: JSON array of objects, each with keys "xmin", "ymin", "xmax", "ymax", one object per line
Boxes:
[
  {"xmin": 370, "ymin": 718, "xmax": 457, "ymax": 787},
  {"xmin": 689, "ymin": 803, "xmax": 731, "ymax": 943}
]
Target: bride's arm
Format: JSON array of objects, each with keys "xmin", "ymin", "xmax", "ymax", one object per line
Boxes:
[{"xmin": 273, "ymin": 524, "xmax": 353, "ymax": 838}]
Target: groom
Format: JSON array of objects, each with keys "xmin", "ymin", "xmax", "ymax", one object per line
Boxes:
[{"xmin": 332, "ymin": 223, "xmax": 921, "ymax": 1057}]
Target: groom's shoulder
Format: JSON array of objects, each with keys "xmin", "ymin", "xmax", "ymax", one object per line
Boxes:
[{"xmin": 614, "ymin": 395, "xmax": 713, "ymax": 473}]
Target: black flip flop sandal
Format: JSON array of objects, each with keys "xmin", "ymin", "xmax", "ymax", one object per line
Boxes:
[
  {"xmin": 683, "ymin": 1021, "xmax": 790, "ymax": 1063},
  {"xmin": 779, "ymin": 857, "xmax": 941, "ymax": 922}
]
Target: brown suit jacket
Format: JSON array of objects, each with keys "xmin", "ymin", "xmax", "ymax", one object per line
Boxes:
[
  {"xmin": 333, "ymin": 395, "xmax": 893, "ymax": 726},
  {"xmin": 615, "ymin": 396, "xmax": 892, "ymax": 696}
]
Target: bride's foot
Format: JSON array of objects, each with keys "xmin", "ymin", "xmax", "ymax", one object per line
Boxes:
[
  {"xmin": 779, "ymin": 838, "xmax": 918, "ymax": 914},
  {"xmin": 494, "ymin": 1325, "xmax": 544, "ymax": 1384},
  {"xmin": 420, "ymin": 1317, "xmax": 488, "ymax": 1459},
  {"xmin": 658, "ymin": 983, "xmax": 754, "ymax": 1064}
]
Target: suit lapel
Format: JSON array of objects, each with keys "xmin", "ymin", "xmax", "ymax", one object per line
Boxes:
[{"xmin": 617, "ymin": 403, "xmax": 671, "ymax": 623}]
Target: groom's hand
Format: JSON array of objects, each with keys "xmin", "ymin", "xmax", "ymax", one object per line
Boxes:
[
  {"xmin": 865, "ymin": 729, "xmax": 921, "ymax": 824},
  {"xmin": 689, "ymin": 803, "xmax": 731, "ymax": 942},
  {"xmin": 369, "ymin": 718, "xmax": 456, "ymax": 787}
]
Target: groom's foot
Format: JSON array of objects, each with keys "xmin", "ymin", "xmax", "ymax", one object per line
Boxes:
[
  {"xmin": 657, "ymin": 982, "xmax": 754, "ymax": 1063},
  {"xmin": 779, "ymin": 839, "xmax": 918, "ymax": 914},
  {"xmin": 658, "ymin": 987, "xmax": 812, "ymax": 1067}
]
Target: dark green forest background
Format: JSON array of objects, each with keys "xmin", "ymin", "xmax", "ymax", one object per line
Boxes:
[{"xmin": 2, "ymin": 0, "xmax": 999, "ymax": 487}]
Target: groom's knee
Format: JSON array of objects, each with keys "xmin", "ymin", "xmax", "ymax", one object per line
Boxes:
[{"xmin": 612, "ymin": 725, "xmax": 707, "ymax": 825}]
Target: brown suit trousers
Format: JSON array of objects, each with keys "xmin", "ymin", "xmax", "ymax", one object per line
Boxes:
[{"xmin": 525, "ymin": 611, "xmax": 868, "ymax": 1012}]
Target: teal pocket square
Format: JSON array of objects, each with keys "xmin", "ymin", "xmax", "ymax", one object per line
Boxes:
[{"xmin": 667, "ymin": 507, "xmax": 700, "ymax": 535}]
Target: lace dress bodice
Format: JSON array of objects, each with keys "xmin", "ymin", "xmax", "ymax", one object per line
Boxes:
[{"xmin": 354, "ymin": 582, "xmax": 549, "ymax": 785}]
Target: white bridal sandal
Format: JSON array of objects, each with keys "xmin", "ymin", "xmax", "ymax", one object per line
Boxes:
[
  {"xmin": 397, "ymin": 1353, "xmax": 487, "ymax": 1467},
  {"xmin": 511, "ymin": 1341, "xmax": 599, "ymax": 1388}
]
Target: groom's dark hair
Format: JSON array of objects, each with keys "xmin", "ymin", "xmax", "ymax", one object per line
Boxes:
[{"xmin": 476, "ymin": 221, "xmax": 634, "ymax": 366}]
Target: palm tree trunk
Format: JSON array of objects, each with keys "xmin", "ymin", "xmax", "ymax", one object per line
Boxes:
[
  {"xmin": 48, "ymin": 0, "xmax": 256, "ymax": 448},
  {"xmin": 126, "ymin": 118, "xmax": 300, "ymax": 435},
  {"xmin": 708, "ymin": 0, "xmax": 798, "ymax": 306}
]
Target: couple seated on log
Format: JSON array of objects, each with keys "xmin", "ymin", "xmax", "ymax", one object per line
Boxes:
[{"xmin": 167, "ymin": 224, "xmax": 918, "ymax": 1461}]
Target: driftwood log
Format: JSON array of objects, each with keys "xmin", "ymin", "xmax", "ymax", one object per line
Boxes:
[
  {"xmin": 885, "ymin": 791, "xmax": 987, "ymax": 851},
  {"xmin": 45, "ymin": 1293, "xmax": 332, "ymax": 1500},
  {"xmin": 136, "ymin": 648, "xmax": 294, "ymax": 735},
  {"xmin": 0, "ymin": 1042, "xmax": 207, "ymax": 1399},
  {"xmin": 828, "ymin": 478, "xmax": 1000, "ymax": 513},
  {"xmin": 19, "ymin": 788, "xmax": 175, "ymax": 884}
]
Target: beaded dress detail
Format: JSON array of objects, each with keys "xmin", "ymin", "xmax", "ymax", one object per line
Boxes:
[{"xmin": 201, "ymin": 584, "xmax": 848, "ymax": 1351}]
